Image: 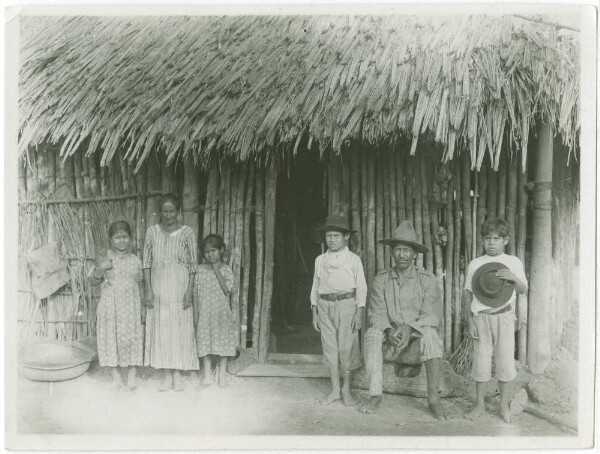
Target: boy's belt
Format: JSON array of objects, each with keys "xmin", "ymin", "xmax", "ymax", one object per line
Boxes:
[
  {"xmin": 480, "ymin": 304, "xmax": 512, "ymax": 315},
  {"xmin": 319, "ymin": 291, "xmax": 356, "ymax": 302}
]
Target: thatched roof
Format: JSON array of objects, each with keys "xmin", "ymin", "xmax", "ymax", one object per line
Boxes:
[{"xmin": 19, "ymin": 15, "xmax": 579, "ymax": 170}]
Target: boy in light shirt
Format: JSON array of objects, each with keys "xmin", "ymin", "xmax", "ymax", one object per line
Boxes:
[
  {"xmin": 311, "ymin": 215, "xmax": 367, "ymax": 406},
  {"xmin": 464, "ymin": 218, "xmax": 528, "ymax": 423}
]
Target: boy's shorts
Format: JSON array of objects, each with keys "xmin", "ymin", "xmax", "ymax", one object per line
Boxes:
[{"xmin": 471, "ymin": 310, "xmax": 517, "ymax": 382}]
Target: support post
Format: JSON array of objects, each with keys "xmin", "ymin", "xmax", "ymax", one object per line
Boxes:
[{"xmin": 527, "ymin": 123, "xmax": 553, "ymax": 374}]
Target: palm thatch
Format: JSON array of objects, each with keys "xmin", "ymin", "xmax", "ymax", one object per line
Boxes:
[{"xmin": 19, "ymin": 15, "xmax": 579, "ymax": 170}]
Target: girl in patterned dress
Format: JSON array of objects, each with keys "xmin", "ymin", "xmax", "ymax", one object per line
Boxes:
[
  {"xmin": 194, "ymin": 234, "xmax": 237, "ymax": 388},
  {"xmin": 90, "ymin": 221, "xmax": 144, "ymax": 391},
  {"xmin": 143, "ymin": 194, "xmax": 199, "ymax": 392}
]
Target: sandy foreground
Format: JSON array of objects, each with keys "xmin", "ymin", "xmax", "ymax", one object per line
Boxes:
[{"xmin": 16, "ymin": 364, "xmax": 572, "ymax": 437}]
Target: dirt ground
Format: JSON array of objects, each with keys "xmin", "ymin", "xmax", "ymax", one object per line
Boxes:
[{"xmin": 17, "ymin": 363, "xmax": 574, "ymax": 437}]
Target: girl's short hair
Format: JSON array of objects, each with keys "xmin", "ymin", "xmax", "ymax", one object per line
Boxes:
[
  {"xmin": 160, "ymin": 193, "xmax": 180, "ymax": 211},
  {"xmin": 108, "ymin": 220, "xmax": 132, "ymax": 238},
  {"xmin": 201, "ymin": 234, "xmax": 225, "ymax": 252},
  {"xmin": 481, "ymin": 218, "xmax": 509, "ymax": 238}
]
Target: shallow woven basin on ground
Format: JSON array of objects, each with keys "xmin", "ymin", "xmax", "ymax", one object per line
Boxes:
[{"xmin": 19, "ymin": 337, "xmax": 96, "ymax": 382}]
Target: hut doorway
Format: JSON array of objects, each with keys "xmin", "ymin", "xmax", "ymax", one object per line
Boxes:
[{"xmin": 271, "ymin": 149, "xmax": 326, "ymax": 355}]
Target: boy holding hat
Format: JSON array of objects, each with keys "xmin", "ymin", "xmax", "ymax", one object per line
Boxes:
[
  {"xmin": 464, "ymin": 218, "xmax": 528, "ymax": 423},
  {"xmin": 310, "ymin": 215, "xmax": 367, "ymax": 406}
]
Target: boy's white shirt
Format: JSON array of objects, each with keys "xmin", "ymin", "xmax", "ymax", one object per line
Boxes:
[
  {"xmin": 310, "ymin": 246, "xmax": 367, "ymax": 308},
  {"xmin": 465, "ymin": 253, "xmax": 528, "ymax": 315}
]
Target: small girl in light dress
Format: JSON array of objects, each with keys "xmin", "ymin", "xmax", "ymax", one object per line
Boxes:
[
  {"xmin": 90, "ymin": 220, "xmax": 144, "ymax": 391},
  {"xmin": 194, "ymin": 234, "xmax": 237, "ymax": 388}
]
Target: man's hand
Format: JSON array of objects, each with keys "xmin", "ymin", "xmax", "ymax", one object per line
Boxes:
[
  {"xmin": 395, "ymin": 325, "xmax": 412, "ymax": 351},
  {"xmin": 388, "ymin": 325, "xmax": 411, "ymax": 351},
  {"xmin": 468, "ymin": 318, "xmax": 479, "ymax": 339},
  {"xmin": 351, "ymin": 307, "xmax": 365, "ymax": 333},
  {"xmin": 312, "ymin": 306, "xmax": 320, "ymax": 332}
]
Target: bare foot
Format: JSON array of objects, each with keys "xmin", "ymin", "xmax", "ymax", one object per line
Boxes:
[
  {"xmin": 464, "ymin": 404, "xmax": 485, "ymax": 421},
  {"xmin": 173, "ymin": 374, "xmax": 185, "ymax": 392},
  {"xmin": 358, "ymin": 395, "xmax": 382, "ymax": 414},
  {"xmin": 320, "ymin": 390, "xmax": 341, "ymax": 405},
  {"xmin": 127, "ymin": 383, "xmax": 138, "ymax": 392},
  {"xmin": 500, "ymin": 401, "xmax": 512, "ymax": 423},
  {"xmin": 218, "ymin": 373, "xmax": 229, "ymax": 388},
  {"xmin": 110, "ymin": 382, "xmax": 124, "ymax": 392},
  {"xmin": 158, "ymin": 376, "xmax": 173, "ymax": 392},
  {"xmin": 342, "ymin": 389, "xmax": 356, "ymax": 406},
  {"xmin": 428, "ymin": 400, "xmax": 447, "ymax": 420}
]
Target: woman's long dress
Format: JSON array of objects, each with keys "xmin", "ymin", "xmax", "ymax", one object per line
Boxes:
[
  {"xmin": 95, "ymin": 250, "xmax": 144, "ymax": 367},
  {"xmin": 195, "ymin": 264, "xmax": 238, "ymax": 357},
  {"xmin": 143, "ymin": 224, "xmax": 199, "ymax": 370}
]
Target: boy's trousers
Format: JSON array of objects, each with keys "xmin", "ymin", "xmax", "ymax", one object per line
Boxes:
[{"xmin": 317, "ymin": 297, "xmax": 362, "ymax": 374}]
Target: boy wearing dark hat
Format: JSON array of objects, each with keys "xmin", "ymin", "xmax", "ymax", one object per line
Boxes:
[
  {"xmin": 464, "ymin": 218, "xmax": 528, "ymax": 423},
  {"xmin": 310, "ymin": 215, "xmax": 367, "ymax": 406}
]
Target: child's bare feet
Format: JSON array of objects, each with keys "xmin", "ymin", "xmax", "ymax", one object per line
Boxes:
[
  {"xmin": 341, "ymin": 389, "xmax": 356, "ymax": 406},
  {"xmin": 159, "ymin": 373, "xmax": 173, "ymax": 392},
  {"xmin": 321, "ymin": 390, "xmax": 341, "ymax": 405},
  {"xmin": 218, "ymin": 371, "xmax": 229, "ymax": 388},
  {"xmin": 358, "ymin": 395, "xmax": 382, "ymax": 414},
  {"xmin": 428, "ymin": 400, "xmax": 447, "ymax": 420},
  {"xmin": 464, "ymin": 403, "xmax": 485, "ymax": 421},
  {"xmin": 201, "ymin": 371, "xmax": 214, "ymax": 387},
  {"xmin": 173, "ymin": 371, "xmax": 185, "ymax": 392}
]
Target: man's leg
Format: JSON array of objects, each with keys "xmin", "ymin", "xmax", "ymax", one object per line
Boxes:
[
  {"xmin": 420, "ymin": 327, "xmax": 447, "ymax": 420},
  {"xmin": 359, "ymin": 327, "xmax": 385, "ymax": 413},
  {"xmin": 317, "ymin": 300, "xmax": 341, "ymax": 405}
]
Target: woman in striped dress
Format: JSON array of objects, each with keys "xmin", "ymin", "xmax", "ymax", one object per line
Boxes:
[{"xmin": 143, "ymin": 194, "xmax": 199, "ymax": 391}]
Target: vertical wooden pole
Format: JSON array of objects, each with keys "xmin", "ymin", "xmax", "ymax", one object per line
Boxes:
[
  {"xmin": 487, "ymin": 162, "xmax": 497, "ymax": 220},
  {"xmin": 461, "ymin": 152, "xmax": 473, "ymax": 261},
  {"xmin": 161, "ymin": 159, "xmax": 177, "ymax": 195},
  {"xmin": 88, "ymin": 156, "xmax": 99, "ymax": 197},
  {"xmin": 516, "ymin": 153, "xmax": 528, "ymax": 365},
  {"xmin": 389, "ymin": 151, "xmax": 398, "ymax": 232},
  {"xmin": 182, "ymin": 155, "xmax": 200, "ymax": 237},
  {"xmin": 252, "ymin": 166, "xmax": 265, "ymax": 353},
  {"xmin": 375, "ymin": 155, "xmax": 385, "ymax": 271},
  {"xmin": 420, "ymin": 152, "xmax": 434, "ymax": 271},
  {"xmin": 340, "ymin": 153, "xmax": 351, "ymax": 216},
  {"xmin": 395, "ymin": 150, "xmax": 406, "ymax": 223},
  {"xmin": 259, "ymin": 165, "xmax": 277, "ymax": 361},
  {"xmin": 241, "ymin": 164, "xmax": 255, "ymax": 348},
  {"xmin": 506, "ymin": 154, "xmax": 518, "ymax": 254},
  {"xmin": 145, "ymin": 153, "xmax": 161, "ymax": 227},
  {"xmin": 497, "ymin": 151, "xmax": 507, "ymax": 220},
  {"xmin": 445, "ymin": 170, "xmax": 454, "ymax": 352},
  {"xmin": 217, "ymin": 162, "xmax": 226, "ymax": 236},
  {"xmin": 453, "ymin": 158, "xmax": 463, "ymax": 347},
  {"xmin": 350, "ymin": 146, "xmax": 362, "ymax": 256},
  {"xmin": 527, "ymin": 123, "xmax": 553, "ymax": 374},
  {"xmin": 382, "ymin": 155, "xmax": 391, "ymax": 267},
  {"xmin": 73, "ymin": 154, "xmax": 84, "ymax": 199},
  {"xmin": 405, "ymin": 155, "xmax": 415, "ymax": 227},
  {"xmin": 360, "ymin": 147, "xmax": 369, "ymax": 272},
  {"xmin": 412, "ymin": 156, "xmax": 424, "ymax": 269},
  {"xmin": 135, "ymin": 165, "xmax": 147, "ymax": 254},
  {"xmin": 231, "ymin": 163, "xmax": 247, "ymax": 346},
  {"xmin": 366, "ymin": 150, "xmax": 376, "ymax": 285},
  {"xmin": 475, "ymin": 165, "xmax": 487, "ymax": 257}
]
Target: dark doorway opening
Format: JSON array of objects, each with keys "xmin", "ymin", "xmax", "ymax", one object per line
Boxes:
[{"xmin": 271, "ymin": 149, "xmax": 326, "ymax": 355}]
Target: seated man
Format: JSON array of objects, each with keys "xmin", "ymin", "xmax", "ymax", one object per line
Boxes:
[{"xmin": 359, "ymin": 221, "xmax": 446, "ymax": 420}]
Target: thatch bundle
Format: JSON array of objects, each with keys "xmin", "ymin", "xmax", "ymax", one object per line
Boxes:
[{"xmin": 19, "ymin": 15, "xmax": 578, "ymax": 170}]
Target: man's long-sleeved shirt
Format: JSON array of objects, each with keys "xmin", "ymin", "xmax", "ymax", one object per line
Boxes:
[
  {"xmin": 310, "ymin": 247, "xmax": 367, "ymax": 308},
  {"xmin": 368, "ymin": 266, "xmax": 442, "ymax": 334}
]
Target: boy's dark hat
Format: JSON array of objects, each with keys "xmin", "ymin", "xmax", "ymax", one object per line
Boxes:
[
  {"xmin": 472, "ymin": 262, "xmax": 515, "ymax": 308},
  {"xmin": 378, "ymin": 221, "xmax": 428, "ymax": 253},
  {"xmin": 316, "ymin": 215, "xmax": 356, "ymax": 234}
]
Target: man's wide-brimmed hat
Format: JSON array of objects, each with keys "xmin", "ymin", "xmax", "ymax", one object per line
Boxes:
[
  {"xmin": 316, "ymin": 215, "xmax": 356, "ymax": 234},
  {"xmin": 472, "ymin": 262, "xmax": 515, "ymax": 308},
  {"xmin": 378, "ymin": 221, "xmax": 428, "ymax": 253}
]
